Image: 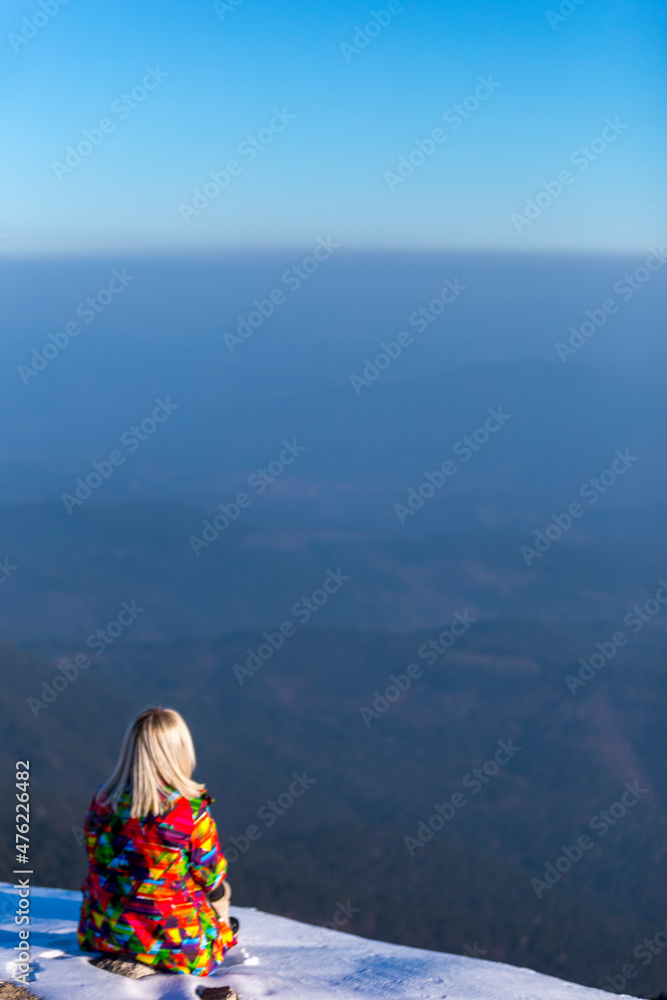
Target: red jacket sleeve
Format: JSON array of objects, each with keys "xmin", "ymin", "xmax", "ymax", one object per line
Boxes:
[{"xmin": 189, "ymin": 798, "xmax": 227, "ymax": 892}]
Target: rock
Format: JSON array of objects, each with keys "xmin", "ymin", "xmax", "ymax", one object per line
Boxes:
[
  {"xmin": 196, "ymin": 988, "xmax": 238, "ymax": 1000},
  {"xmin": 0, "ymin": 982, "xmax": 42, "ymax": 1000},
  {"xmin": 89, "ymin": 955, "xmax": 157, "ymax": 978}
]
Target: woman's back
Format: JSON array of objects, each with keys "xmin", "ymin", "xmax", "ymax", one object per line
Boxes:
[{"xmin": 77, "ymin": 708, "xmax": 235, "ymax": 975}]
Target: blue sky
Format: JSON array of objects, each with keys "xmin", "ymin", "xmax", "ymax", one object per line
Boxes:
[{"xmin": 1, "ymin": 0, "xmax": 665, "ymax": 254}]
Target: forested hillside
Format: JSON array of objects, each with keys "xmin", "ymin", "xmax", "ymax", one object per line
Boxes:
[{"xmin": 2, "ymin": 621, "xmax": 665, "ymax": 996}]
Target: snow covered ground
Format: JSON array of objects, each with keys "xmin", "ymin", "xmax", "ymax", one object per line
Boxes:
[{"xmin": 0, "ymin": 883, "xmax": 638, "ymax": 1000}]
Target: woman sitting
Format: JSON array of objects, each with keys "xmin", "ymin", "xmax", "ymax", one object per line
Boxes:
[{"xmin": 78, "ymin": 707, "xmax": 237, "ymax": 975}]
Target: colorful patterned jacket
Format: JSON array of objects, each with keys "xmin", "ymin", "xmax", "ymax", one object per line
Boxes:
[{"xmin": 77, "ymin": 786, "xmax": 235, "ymax": 975}]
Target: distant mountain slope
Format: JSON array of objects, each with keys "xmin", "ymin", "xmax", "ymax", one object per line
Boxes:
[
  {"xmin": 0, "ymin": 884, "xmax": 642, "ymax": 1000},
  {"xmin": 1, "ymin": 503, "xmax": 666, "ymax": 641},
  {"xmin": 1, "ymin": 253, "xmax": 665, "ymax": 523}
]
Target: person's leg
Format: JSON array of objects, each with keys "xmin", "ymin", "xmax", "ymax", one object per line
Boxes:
[
  {"xmin": 208, "ymin": 881, "xmax": 230, "ymax": 905},
  {"xmin": 207, "ymin": 880, "xmax": 239, "ymax": 934}
]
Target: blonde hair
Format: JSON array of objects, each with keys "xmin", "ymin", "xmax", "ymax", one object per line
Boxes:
[{"xmin": 97, "ymin": 707, "xmax": 204, "ymax": 818}]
